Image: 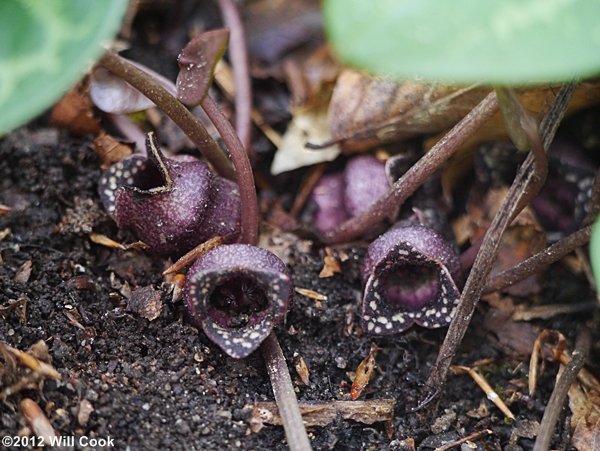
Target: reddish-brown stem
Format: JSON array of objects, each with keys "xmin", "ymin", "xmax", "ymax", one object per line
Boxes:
[
  {"xmin": 261, "ymin": 333, "xmax": 313, "ymax": 451},
  {"xmin": 421, "ymin": 83, "xmax": 575, "ymax": 407},
  {"xmin": 484, "ymin": 225, "xmax": 592, "ymax": 294},
  {"xmin": 217, "ymin": 0, "xmax": 253, "ymax": 157},
  {"xmin": 201, "ymin": 95, "xmax": 259, "ymax": 245},
  {"xmin": 97, "ymin": 52, "xmax": 235, "ymax": 180},
  {"xmin": 323, "ymin": 92, "xmax": 499, "ymax": 244}
]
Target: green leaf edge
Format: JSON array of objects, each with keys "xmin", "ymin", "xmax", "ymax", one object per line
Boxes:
[
  {"xmin": 0, "ymin": 1, "xmax": 128, "ymax": 134},
  {"xmin": 323, "ymin": 0, "xmax": 600, "ymax": 85},
  {"xmin": 590, "ymin": 217, "xmax": 600, "ymax": 290}
]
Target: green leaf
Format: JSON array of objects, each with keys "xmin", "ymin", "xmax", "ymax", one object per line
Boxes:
[
  {"xmin": 590, "ymin": 217, "xmax": 600, "ymax": 289},
  {"xmin": 324, "ymin": 0, "xmax": 600, "ymax": 85},
  {"xmin": 0, "ymin": 0, "xmax": 127, "ymax": 134}
]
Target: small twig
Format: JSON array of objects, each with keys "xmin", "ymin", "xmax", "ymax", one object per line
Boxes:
[
  {"xmin": 533, "ymin": 328, "xmax": 591, "ymax": 451},
  {"xmin": 163, "ymin": 235, "xmax": 227, "ymax": 275},
  {"xmin": 484, "ymin": 225, "xmax": 592, "ymax": 294},
  {"xmin": 97, "ymin": 52, "xmax": 235, "ymax": 180},
  {"xmin": 422, "ymin": 83, "xmax": 575, "ymax": 407},
  {"xmin": 248, "ymin": 399, "xmax": 395, "ymax": 428},
  {"xmin": 451, "ymin": 365, "xmax": 515, "ymax": 420},
  {"xmin": 217, "ymin": 0, "xmax": 253, "ymax": 157},
  {"xmin": 434, "ymin": 429, "xmax": 494, "ymax": 451},
  {"xmin": 323, "ymin": 92, "xmax": 499, "ymax": 244},
  {"xmin": 261, "ymin": 333, "xmax": 313, "ymax": 451},
  {"xmin": 201, "ymin": 95, "xmax": 259, "ymax": 245}
]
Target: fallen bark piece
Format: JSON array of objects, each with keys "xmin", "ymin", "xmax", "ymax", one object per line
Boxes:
[
  {"xmin": 127, "ymin": 285, "xmax": 163, "ymax": 321},
  {"xmin": 248, "ymin": 399, "xmax": 395, "ymax": 428}
]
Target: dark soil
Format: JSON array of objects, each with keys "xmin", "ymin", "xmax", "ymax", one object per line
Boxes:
[
  {"xmin": 1, "ymin": 123, "xmax": 597, "ymax": 451},
  {"xmin": 1, "ymin": 4, "xmax": 599, "ymax": 451}
]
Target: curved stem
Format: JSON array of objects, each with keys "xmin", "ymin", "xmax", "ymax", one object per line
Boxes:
[
  {"xmin": 201, "ymin": 95, "xmax": 259, "ymax": 245},
  {"xmin": 217, "ymin": 0, "xmax": 253, "ymax": 157},
  {"xmin": 422, "ymin": 83, "xmax": 575, "ymax": 407},
  {"xmin": 484, "ymin": 225, "xmax": 591, "ymax": 294},
  {"xmin": 97, "ymin": 52, "xmax": 235, "ymax": 180},
  {"xmin": 261, "ymin": 333, "xmax": 313, "ymax": 451},
  {"xmin": 323, "ymin": 92, "xmax": 499, "ymax": 244}
]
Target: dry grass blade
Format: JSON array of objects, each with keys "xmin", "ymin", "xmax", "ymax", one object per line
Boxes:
[
  {"xmin": 89, "ymin": 233, "xmax": 149, "ymax": 251},
  {"xmin": 451, "ymin": 365, "xmax": 515, "ymax": 420},
  {"xmin": 294, "ymin": 287, "xmax": 327, "ymax": 302}
]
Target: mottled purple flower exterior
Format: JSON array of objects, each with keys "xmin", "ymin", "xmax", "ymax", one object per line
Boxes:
[
  {"xmin": 98, "ymin": 145, "xmax": 240, "ymax": 257},
  {"xmin": 311, "ymin": 173, "xmax": 349, "ymax": 232},
  {"xmin": 531, "ymin": 141, "xmax": 595, "ymax": 233},
  {"xmin": 362, "ymin": 221, "xmax": 461, "ymax": 334},
  {"xmin": 184, "ymin": 244, "xmax": 292, "ymax": 358},
  {"xmin": 344, "ymin": 155, "xmax": 389, "ymax": 217},
  {"xmin": 310, "ymin": 155, "xmax": 388, "ymax": 232}
]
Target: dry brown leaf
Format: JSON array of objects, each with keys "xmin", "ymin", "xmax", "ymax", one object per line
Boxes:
[
  {"xmin": 127, "ymin": 285, "xmax": 163, "ymax": 321},
  {"xmin": 319, "ymin": 247, "xmax": 341, "ymax": 278},
  {"xmin": 295, "ymin": 356, "xmax": 310, "ymax": 385},
  {"xmin": 438, "ymin": 81, "xmax": 600, "ymax": 194},
  {"xmin": 351, "ymin": 343, "xmax": 378, "ymax": 400},
  {"xmin": 14, "ymin": 260, "xmax": 32, "ymax": 284},
  {"xmin": 329, "ymin": 71, "xmax": 600, "ymax": 154},
  {"xmin": 93, "ymin": 132, "xmax": 133, "ymax": 170},
  {"xmin": 569, "ymin": 372, "xmax": 600, "ymax": 450},
  {"xmin": 328, "ymin": 70, "xmax": 490, "ymax": 152},
  {"xmin": 283, "ymin": 45, "xmax": 340, "ymax": 108},
  {"xmin": 482, "ymin": 295, "xmax": 539, "ymax": 358},
  {"xmin": 51, "ymin": 83, "xmax": 101, "ymax": 135},
  {"xmin": 466, "ymin": 187, "xmax": 546, "ymax": 296},
  {"xmin": 569, "ymin": 365, "xmax": 600, "ymax": 450}
]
